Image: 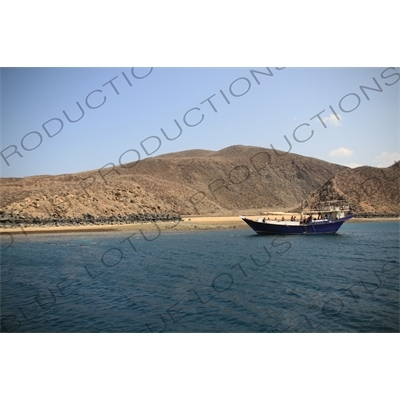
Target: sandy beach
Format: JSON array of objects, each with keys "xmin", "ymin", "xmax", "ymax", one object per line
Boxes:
[
  {"xmin": 0, "ymin": 216, "xmax": 249, "ymax": 235},
  {"xmin": 0, "ymin": 214, "xmax": 398, "ymax": 235}
]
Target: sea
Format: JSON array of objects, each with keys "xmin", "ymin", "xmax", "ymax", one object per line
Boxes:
[{"xmin": 1, "ymin": 221, "xmax": 399, "ymax": 333}]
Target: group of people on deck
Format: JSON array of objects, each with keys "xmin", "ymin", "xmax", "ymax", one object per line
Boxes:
[
  {"xmin": 261, "ymin": 215, "xmax": 298, "ymax": 223},
  {"xmin": 259, "ymin": 210, "xmax": 339, "ymax": 225},
  {"xmin": 301, "ymin": 215, "xmax": 313, "ymax": 224},
  {"xmin": 299, "ymin": 213, "xmax": 329, "ymax": 224},
  {"xmin": 260, "ymin": 214, "xmax": 332, "ymax": 224}
]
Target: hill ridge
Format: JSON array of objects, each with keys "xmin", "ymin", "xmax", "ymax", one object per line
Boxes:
[{"xmin": 1, "ymin": 145, "xmax": 398, "ymax": 224}]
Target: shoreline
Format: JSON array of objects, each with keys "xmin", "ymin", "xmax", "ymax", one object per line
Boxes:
[{"xmin": 0, "ymin": 216, "xmax": 398, "ymax": 235}]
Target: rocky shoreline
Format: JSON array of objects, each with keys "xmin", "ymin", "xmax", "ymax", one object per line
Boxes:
[
  {"xmin": 350, "ymin": 213, "xmax": 399, "ymax": 218},
  {"xmin": 0, "ymin": 213, "xmax": 182, "ymax": 229}
]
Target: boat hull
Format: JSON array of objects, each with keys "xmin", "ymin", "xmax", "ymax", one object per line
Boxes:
[{"xmin": 241, "ymin": 215, "xmax": 354, "ymax": 235}]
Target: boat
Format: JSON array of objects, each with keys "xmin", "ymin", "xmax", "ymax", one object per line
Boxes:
[{"xmin": 240, "ymin": 200, "xmax": 354, "ymax": 235}]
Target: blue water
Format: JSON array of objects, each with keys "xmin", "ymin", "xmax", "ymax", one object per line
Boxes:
[{"xmin": 1, "ymin": 222, "xmax": 399, "ymax": 332}]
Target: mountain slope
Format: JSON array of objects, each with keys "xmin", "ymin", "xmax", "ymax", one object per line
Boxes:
[
  {"xmin": 302, "ymin": 161, "xmax": 400, "ymax": 217},
  {"xmin": 0, "ymin": 145, "xmax": 355, "ymax": 220}
]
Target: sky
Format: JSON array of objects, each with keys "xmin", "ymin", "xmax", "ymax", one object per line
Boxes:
[{"xmin": 1, "ymin": 67, "xmax": 399, "ymax": 178}]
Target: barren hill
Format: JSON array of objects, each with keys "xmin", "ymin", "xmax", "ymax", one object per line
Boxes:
[
  {"xmin": 0, "ymin": 146, "xmax": 348, "ymax": 223},
  {"xmin": 302, "ymin": 161, "xmax": 400, "ymax": 217},
  {"xmin": 9, "ymin": 146, "xmax": 400, "ymax": 221}
]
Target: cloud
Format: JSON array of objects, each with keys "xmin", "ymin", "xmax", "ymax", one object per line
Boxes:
[
  {"xmin": 329, "ymin": 147, "xmax": 354, "ymax": 158},
  {"xmin": 346, "ymin": 163, "xmax": 362, "ymax": 169},
  {"xmin": 374, "ymin": 151, "xmax": 400, "ymax": 168},
  {"xmin": 323, "ymin": 113, "xmax": 342, "ymax": 127}
]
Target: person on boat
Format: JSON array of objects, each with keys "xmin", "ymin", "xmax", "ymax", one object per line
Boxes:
[
  {"xmin": 281, "ymin": 216, "xmax": 285, "ymax": 221},
  {"xmin": 262, "ymin": 217, "xmax": 266, "ymax": 223}
]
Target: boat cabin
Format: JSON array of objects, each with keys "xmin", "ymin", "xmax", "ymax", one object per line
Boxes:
[{"xmin": 303, "ymin": 200, "xmax": 350, "ymax": 224}]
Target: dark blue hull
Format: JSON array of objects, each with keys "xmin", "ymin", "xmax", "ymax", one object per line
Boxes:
[{"xmin": 241, "ymin": 215, "xmax": 354, "ymax": 235}]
